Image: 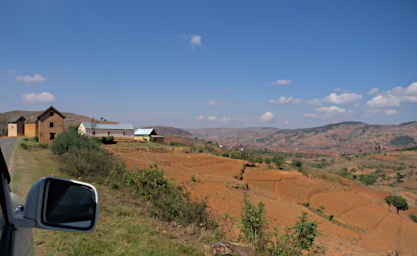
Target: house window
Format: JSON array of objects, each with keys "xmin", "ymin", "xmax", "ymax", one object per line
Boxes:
[
  {"xmin": 49, "ymin": 122, "xmax": 54, "ymax": 128},
  {"xmin": 50, "ymin": 112, "xmax": 54, "ymax": 117},
  {"xmin": 123, "ymin": 131, "xmax": 126, "ymax": 136},
  {"xmin": 50, "ymin": 133, "xmax": 55, "ymax": 140},
  {"xmin": 92, "ymin": 130, "xmax": 96, "ymax": 135},
  {"xmin": 107, "ymin": 132, "xmax": 110, "ymax": 136}
]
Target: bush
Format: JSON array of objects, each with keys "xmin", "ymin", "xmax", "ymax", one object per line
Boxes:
[
  {"xmin": 272, "ymin": 155, "xmax": 285, "ymax": 169},
  {"xmin": 385, "ymin": 195, "xmax": 409, "ymax": 214},
  {"xmin": 51, "ymin": 127, "xmax": 101, "ymax": 155},
  {"xmin": 100, "ymin": 136, "xmax": 115, "ymax": 144},
  {"xmin": 60, "ymin": 147, "xmax": 126, "ymax": 181},
  {"xmin": 125, "ymin": 169, "xmax": 215, "ymax": 228},
  {"xmin": 267, "ymin": 212, "xmax": 322, "ymax": 256},
  {"xmin": 359, "ymin": 174, "xmax": 377, "ymax": 186},
  {"xmin": 291, "ymin": 160, "xmax": 303, "ymax": 168}
]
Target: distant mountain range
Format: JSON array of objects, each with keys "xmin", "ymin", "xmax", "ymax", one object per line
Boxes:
[{"xmin": 188, "ymin": 121, "xmax": 417, "ymax": 153}]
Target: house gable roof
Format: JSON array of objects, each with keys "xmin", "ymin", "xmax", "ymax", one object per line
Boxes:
[{"xmin": 37, "ymin": 106, "xmax": 66, "ymax": 120}]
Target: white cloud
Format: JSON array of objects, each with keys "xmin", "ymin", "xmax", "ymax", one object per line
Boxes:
[
  {"xmin": 260, "ymin": 112, "xmax": 274, "ymax": 121},
  {"xmin": 384, "ymin": 109, "xmax": 398, "ymax": 116},
  {"xmin": 270, "ymin": 80, "xmax": 292, "ymax": 86},
  {"xmin": 305, "ymin": 105, "xmax": 347, "ymax": 119},
  {"xmin": 333, "ymin": 88, "xmax": 342, "ymax": 92},
  {"xmin": 189, "ymin": 35, "xmax": 202, "ymax": 47},
  {"xmin": 197, "ymin": 115, "xmax": 205, "ymax": 120},
  {"xmin": 207, "ymin": 116, "xmax": 217, "ymax": 121},
  {"xmin": 208, "ymin": 99, "xmax": 217, "ymax": 105},
  {"xmin": 284, "ymin": 120, "xmax": 289, "ymax": 125},
  {"xmin": 367, "ymin": 82, "xmax": 417, "ymax": 108},
  {"xmin": 22, "ymin": 92, "xmax": 55, "ymax": 103},
  {"xmin": 16, "ymin": 73, "xmax": 46, "ymax": 83},
  {"xmin": 316, "ymin": 105, "xmax": 346, "ymax": 114},
  {"xmin": 323, "ymin": 92, "xmax": 362, "ymax": 105},
  {"xmin": 368, "ymin": 88, "xmax": 379, "ymax": 95},
  {"xmin": 366, "ymin": 94, "xmax": 401, "ymax": 108},
  {"xmin": 268, "ymin": 96, "xmax": 302, "ymax": 104}
]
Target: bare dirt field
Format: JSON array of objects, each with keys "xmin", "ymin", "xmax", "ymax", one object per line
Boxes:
[{"xmin": 105, "ymin": 143, "xmax": 417, "ymax": 256}]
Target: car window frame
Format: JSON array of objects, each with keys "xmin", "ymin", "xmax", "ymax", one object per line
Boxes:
[{"xmin": 0, "ymin": 147, "xmax": 13, "ymax": 256}]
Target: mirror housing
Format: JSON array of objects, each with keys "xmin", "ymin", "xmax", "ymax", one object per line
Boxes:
[{"xmin": 22, "ymin": 177, "xmax": 98, "ymax": 232}]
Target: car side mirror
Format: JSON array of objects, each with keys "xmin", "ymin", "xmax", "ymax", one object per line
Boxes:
[{"xmin": 23, "ymin": 177, "xmax": 98, "ymax": 232}]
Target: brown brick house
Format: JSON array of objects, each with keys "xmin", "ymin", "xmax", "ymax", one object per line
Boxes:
[{"xmin": 36, "ymin": 106, "xmax": 66, "ymax": 144}]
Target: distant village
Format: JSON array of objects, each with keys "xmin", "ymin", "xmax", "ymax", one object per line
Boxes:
[{"xmin": 6, "ymin": 106, "xmax": 163, "ymax": 144}]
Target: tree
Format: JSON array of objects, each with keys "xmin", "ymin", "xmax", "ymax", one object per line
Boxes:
[
  {"xmin": 240, "ymin": 194, "xmax": 268, "ymax": 251},
  {"xmin": 385, "ymin": 195, "xmax": 409, "ymax": 214}
]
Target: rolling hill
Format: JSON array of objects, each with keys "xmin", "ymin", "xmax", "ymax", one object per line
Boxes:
[{"xmin": 189, "ymin": 121, "xmax": 417, "ymax": 154}]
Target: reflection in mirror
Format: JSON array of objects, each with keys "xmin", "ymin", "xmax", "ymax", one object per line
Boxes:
[{"xmin": 42, "ymin": 179, "xmax": 96, "ymax": 230}]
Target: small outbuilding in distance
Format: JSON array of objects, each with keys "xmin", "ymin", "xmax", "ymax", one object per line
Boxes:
[
  {"xmin": 7, "ymin": 116, "xmax": 26, "ymax": 137},
  {"xmin": 134, "ymin": 128, "xmax": 164, "ymax": 142},
  {"xmin": 78, "ymin": 122, "xmax": 135, "ymax": 138}
]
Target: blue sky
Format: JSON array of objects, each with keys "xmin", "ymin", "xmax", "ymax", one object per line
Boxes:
[{"xmin": 1, "ymin": 0, "xmax": 416, "ymax": 128}]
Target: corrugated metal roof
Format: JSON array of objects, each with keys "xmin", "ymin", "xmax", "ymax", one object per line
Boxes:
[
  {"xmin": 134, "ymin": 128, "xmax": 155, "ymax": 136},
  {"xmin": 81, "ymin": 122, "xmax": 134, "ymax": 130}
]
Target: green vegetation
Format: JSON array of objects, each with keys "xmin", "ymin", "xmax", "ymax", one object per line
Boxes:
[
  {"xmin": 100, "ymin": 136, "xmax": 115, "ymax": 144},
  {"xmin": 124, "ymin": 169, "xmax": 215, "ymax": 228},
  {"xmin": 385, "ymin": 195, "xmax": 409, "ymax": 214},
  {"xmin": 291, "ymin": 160, "xmax": 303, "ymax": 168},
  {"xmin": 240, "ymin": 196, "xmax": 323, "ymax": 255},
  {"xmin": 240, "ymin": 194, "xmax": 268, "ymax": 250},
  {"xmin": 390, "ymin": 135, "xmax": 416, "ymax": 146},
  {"xmin": 358, "ymin": 174, "xmax": 377, "ymax": 186}
]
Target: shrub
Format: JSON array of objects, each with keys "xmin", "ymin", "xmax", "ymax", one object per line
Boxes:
[
  {"xmin": 34, "ymin": 136, "xmax": 39, "ymax": 142},
  {"xmin": 338, "ymin": 168, "xmax": 350, "ymax": 178},
  {"xmin": 100, "ymin": 136, "xmax": 115, "ymax": 144},
  {"xmin": 267, "ymin": 212, "xmax": 322, "ymax": 256},
  {"xmin": 328, "ymin": 215, "xmax": 334, "ymax": 221},
  {"xmin": 60, "ymin": 147, "xmax": 126, "ymax": 181},
  {"xmin": 291, "ymin": 160, "xmax": 303, "ymax": 168},
  {"xmin": 293, "ymin": 212, "xmax": 319, "ymax": 250},
  {"xmin": 240, "ymin": 194, "xmax": 268, "ymax": 251},
  {"xmin": 359, "ymin": 174, "xmax": 377, "ymax": 186},
  {"xmin": 385, "ymin": 195, "xmax": 409, "ymax": 214},
  {"xmin": 272, "ymin": 155, "xmax": 285, "ymax": 169},
  {"xmin": 409, "ymin": 214, "xmax": 417, "ymax": 223},
  {"xmin": 51, "ymin": 127, "xmax": 101, "ymax": 155},
  {"xmin": 125, "ymin": 169, "xmax": 215, "ymax": 228}
]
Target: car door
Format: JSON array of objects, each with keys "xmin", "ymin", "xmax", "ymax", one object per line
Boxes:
[{"xmin": 0, "ymin": 147, "xmax": 33, "ymax": 256}]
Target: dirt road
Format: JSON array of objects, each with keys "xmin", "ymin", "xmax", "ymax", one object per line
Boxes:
[{"xmin": 0, "ymin": 137, "xmax": 18, "ymax": 171}]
